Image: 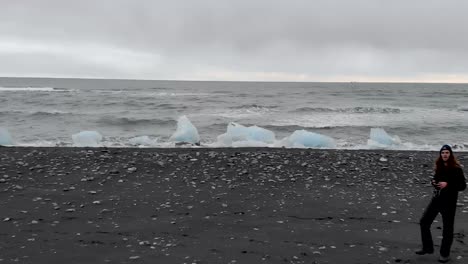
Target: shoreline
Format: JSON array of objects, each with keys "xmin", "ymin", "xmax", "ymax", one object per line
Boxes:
[
  {"xmin": 1, "ymin": 147, "xmax": 467, "ymax": 263},
  {"xmin": 1, "ymin": 145, "xmax": 462, "ymax": 153}
]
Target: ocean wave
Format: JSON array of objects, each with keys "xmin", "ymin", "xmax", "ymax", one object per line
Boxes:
[
  {"xmin": 0, "ymin": 87, "xmax": 73, "ymax": 92},
  {"xmin": 97, "ymin": 116, "xmax": 176, "ymax": 126},
  {"xmin": 100, "ymin": 101, "xmax": 183, "ymax": 108},
  {"xmin": 91, "ymin": 90, "xmax": 213, "ymax": 98},
  {"xmin": 230, "ymin": 104, "xmax": 279, "ymax": 110},
  {"xmin": 208, "ymin": 107, "xmax": 276, "ymax": 119},
  {"xmin": 293, "ymin": 107, "xmax": 335, "ymax": 113},
  {"xmin": 458, "ymin": 106, "xmax": 468, "ymax": 112},
  {"xmin": 270, "ymin": 114, "xmax": 401, "ymax": 129},
  {"xmin": 155, "ymin": 103, "xmax": 189, "ymax": 110},
  {"xmin": 151, "ymin": 92, "xmax": 211, "ymax": 97},
  {"xmin": 293, "ymin": 106, "xmax": 401, "ymax": 114},
  {"xmin": 0, "ymin": 109, "xmax": 72, "ymax": 116},
  {"xmin": 30, "ymin": 110, "xmax": 72, "ymax": 116},
  {"xmin": 261, "ymin": 124, "xmax": 375, "ymax": 132}
]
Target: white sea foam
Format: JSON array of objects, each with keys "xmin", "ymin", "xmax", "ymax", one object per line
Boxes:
[
  {"xmin": 0, "ymin": 87, "xmax": 70, "ymax": 92},
  {"xmin": 128, "ymin": 136, "xmax": 159, "ymax": 146},
  {"xmin": 0, "ymin": 109, "xmax": 72, "ymax": 116},
  {"xmin": 15, "ymin": 139, "xmax": 65, "ymax": 147},
  {"xmin": 272, "ymin": 107, "xmax": 467, "ymax": 128},
  {"xmin": 10, "ymin": 134, "xmax": 468, "ymax": 152},
  {"xmin": 151, "ymin": 92, "xmax": 211, "ymax": 97},
  {"xmin": 206, "ymin": 106, "xmax": 276, "ymax": 119},
  {"xmin": 29, "ymin": 109, "xmax": 71, "ymax": 115},
  {"xmin": 96, "ymin": 90, "xmax": 212, "ymax": 97},
  {"xmin": 230, "ymin": 140, "xmax": 271, "ymax": 147}
]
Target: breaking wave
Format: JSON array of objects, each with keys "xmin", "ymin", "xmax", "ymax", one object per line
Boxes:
[
  {"xmin": 0, "ymin": 87, "xmax": 73, "ymax": 92},
  {"xmin": 0, "ymin": 109, "xmax": 72, "ymax": 116},
  {"xmin": 293, "ymin": 106, "xmax": 402, "ymax": 114},
  {"xmin": 209, "ymin": 107, "xmax": 276, "ymax": 119},
  {"xmin": 230, "ymin": 104, "xmax": 279, "ymax": 110},
  {"xmin": 97, "ymin": 116, "xmax": 176, "ymax": 127},
  {"xmin": 30, "ymin": 110, "xmax": 72, "ymax": 116}
]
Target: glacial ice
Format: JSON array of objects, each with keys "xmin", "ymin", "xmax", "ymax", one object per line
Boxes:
[
  {"xmin": 367, "ymin": 128, "xmax": 401, "ymax": 147},
  {"xmin": 282, "ymin": 129, "xmax": 336, "ymax": 148},
  {"xmin": 72, "ymin": 131, "xmax": 103, "ymax": 147},
  {"xmin": 0, "ymin": 128, "xmax": 14, "ymax": 146},
  {"xmin": 169, "ymin": 115, "xmax": 200, "ymax": 144},
  {"xmin": 129, "ymin": 136, "xmax": 158, "ymax": 146},
  {"xmin": 217, "ymin": 122, "xmax": 276, "ymax": 146}
]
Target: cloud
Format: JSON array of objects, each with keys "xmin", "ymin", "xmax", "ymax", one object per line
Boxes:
[
  {"xmin": 0, "ymin": 38, "xmax": 162, "ymax": 78},
  {"xmin": 1, "ymin": 0, "xmax": 468, "ymax": 82}
]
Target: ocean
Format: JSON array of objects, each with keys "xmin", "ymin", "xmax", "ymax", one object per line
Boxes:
[{"xmin": 1, "ymin": 77, "xmax": 467, "ymax": 151}]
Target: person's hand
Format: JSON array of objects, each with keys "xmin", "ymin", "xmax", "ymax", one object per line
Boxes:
[{"xmin": 437, "ymin": 181, "xmax": 448, "ymax": 189}]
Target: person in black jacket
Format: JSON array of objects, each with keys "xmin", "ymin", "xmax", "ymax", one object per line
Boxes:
[{"xmin": 415, "ymin": 144, "xmax": 466, "ymax": 263}]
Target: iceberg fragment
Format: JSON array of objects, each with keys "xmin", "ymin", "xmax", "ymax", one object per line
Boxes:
[
  {"xmin": 217, "ymin": 122, "xmax": 276, "ymax": 146},
  {"xmin": 0, "ymin": 128, "xmax": 14, "ymax": 146},
  {"xmin": 367, "ymin": 128, "xmax": 401, "ymax": 147},
  {"xmin": 169, "ymin": 115, "xmax": 200, "ymax": 144},
  {"xmin": 282, "ymin": 129, "xmax": 336, "ymax": 148},
  {"xmin": 72, "ymin": 131, "xmax": 103, "ymax": 147}
]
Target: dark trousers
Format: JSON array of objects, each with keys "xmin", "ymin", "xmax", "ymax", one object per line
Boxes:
[{"xmin": 419, "ymin": 197, "xmax": 457, "ymax": 257}]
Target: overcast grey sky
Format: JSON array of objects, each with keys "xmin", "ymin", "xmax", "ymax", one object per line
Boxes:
[{"xmin": 1, "ymin": 0, "xmax": 468, "ymax": 82}]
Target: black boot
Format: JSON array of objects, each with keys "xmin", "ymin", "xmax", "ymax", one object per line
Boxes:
[
  {"xmin": 415, "ymin": 249, "xmax": 434, "ymax": 255},
  {"xmin": 438, "ymin": 255, "xmax": 450, "ymax": 263}
]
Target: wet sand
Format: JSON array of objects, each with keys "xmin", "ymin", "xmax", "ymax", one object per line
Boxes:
[{"xmin": 0, "ymin": 147, "xmax": 467, "ymax": 264}]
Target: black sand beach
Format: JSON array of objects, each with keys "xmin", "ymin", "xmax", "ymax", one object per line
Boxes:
[{"xmin": 0, "ymin": 147, "xmax": 467, "ymax": 264}]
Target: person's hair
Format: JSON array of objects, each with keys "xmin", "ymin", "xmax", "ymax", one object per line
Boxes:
[{"xmin": 435, "ymin": 151, "xmax": 461, "ymax": 173}]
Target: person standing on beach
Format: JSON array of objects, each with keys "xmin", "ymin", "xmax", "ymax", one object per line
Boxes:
[{"xmin": 416, "ymin": 145, "xmax": 466, "ymax": 263}]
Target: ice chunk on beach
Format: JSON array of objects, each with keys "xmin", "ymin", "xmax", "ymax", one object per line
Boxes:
[
  {"xmin": 282, "ymin": 130, "xmax": 336, "ymax": 148},
  {"xmin": 129, "ymin": 136, "xmax": 158, "ymax": 146},
  {"xmin": 367, "ymin": 128, "xmax": 401, "ymax": 147},
  {"xmin": 0, "ymin": 128, "xmax": 14, "ymax": 146},
  {"xmin": 72, "ymin": 131, "xmax": 103, "ymax": 147},
  {"xmin": 169, "ymin": 115, "xmax": 200, "ymax": 144},
  {"xmin": 217, "ymin": 122, "xmax": 276, "ymax": 146}
]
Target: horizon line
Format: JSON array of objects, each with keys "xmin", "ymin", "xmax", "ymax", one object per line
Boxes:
[{"xmin": 1, "ymin": 75, "xmax": 468, "ymax": 85}]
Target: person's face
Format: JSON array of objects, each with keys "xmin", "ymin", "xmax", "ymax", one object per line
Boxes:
[{"xmin": 441, "ymin": 150, "xmax": 451, "ymax": 162}]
